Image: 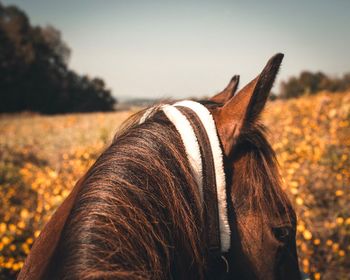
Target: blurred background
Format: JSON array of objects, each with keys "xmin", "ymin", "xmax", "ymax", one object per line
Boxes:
[{"xmin": 0, "ymin": 1, "xmax": 349, "ymax": 279}]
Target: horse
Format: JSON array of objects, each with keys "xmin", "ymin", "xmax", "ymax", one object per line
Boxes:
[{"xmin": 18, "ymin": 53, "xmax": 301, "ymax": 280}]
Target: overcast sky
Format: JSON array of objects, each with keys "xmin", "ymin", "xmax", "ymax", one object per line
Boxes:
[{"xmin": 3, "ymin": 0, "xmax": 350, "ymax": 100}]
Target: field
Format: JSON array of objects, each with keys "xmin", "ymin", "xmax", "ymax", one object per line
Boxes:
[{"xmin": 0, "ymin": 92, "xmax": 349, "ymax": 279}]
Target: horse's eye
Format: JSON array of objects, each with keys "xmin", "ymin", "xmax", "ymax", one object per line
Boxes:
[{"xmin": 273, "ymin": 227, "xmax": 291, "ymax": 243}]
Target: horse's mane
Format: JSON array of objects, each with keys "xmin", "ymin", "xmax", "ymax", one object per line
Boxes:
[
  {"xmin": 46, "ymin": 104, "xmax": 294, "ymax": 279},
  {"xmin": 231, "ymin": 122, "xmax": 294, "ymax": 224},
  {"xmin": 47, "ymin": 108, "xmax": 206, "ymax": 279}
]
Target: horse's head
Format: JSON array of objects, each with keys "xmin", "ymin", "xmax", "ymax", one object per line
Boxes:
[{"xmin": 208, "ymin": 53, "xmax": 300, "ymax": 279}]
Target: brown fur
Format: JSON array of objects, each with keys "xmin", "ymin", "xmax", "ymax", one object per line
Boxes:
[{"xmin": 46, "ymin": 111, "xmax": 207, "ymax": 279}]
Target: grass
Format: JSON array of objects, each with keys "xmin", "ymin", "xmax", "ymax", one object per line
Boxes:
[{"xmin": 0, "ymin": 92, "xmax": 349, "ymax": 279}]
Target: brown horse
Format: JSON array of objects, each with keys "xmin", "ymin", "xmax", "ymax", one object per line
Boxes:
[{"xmin": 18, "ymin": 54, "xmax": 301, "ymax": 280}]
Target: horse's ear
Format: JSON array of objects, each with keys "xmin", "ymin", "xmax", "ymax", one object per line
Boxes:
[
  {"xmin": 18, "ymin": 177, "xmax": 86, "ymax": 280},
  {"xmin": 210, "ymin": 75, "xmax": 240, "ymax": 104},
  {"xmin": 214, "ymin": 53, "xmax": 283, "ymax": 156}
]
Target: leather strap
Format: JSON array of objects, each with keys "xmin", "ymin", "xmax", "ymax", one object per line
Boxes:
[{"xmin": 176, "ymin": 106, "xmax": 222, "ymax": 258}]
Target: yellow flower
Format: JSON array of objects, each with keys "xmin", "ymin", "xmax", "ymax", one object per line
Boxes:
[
  {"xmin": 20, "ymin": 209, "xmax": 29, "ymax": 219},
  {"xmin": 4, "ymin": 261, "xmax": 12, "ymax": 269},
  {"xmin": 26, "ymin": 237, "xmax": 34, "ymax": 244},
  {"xmin": 332, "ymin": 243, "xmax": 339, "ymax": 252},
  {"xmin": 336, "ymin": 217, "xmax": 344, "ymax": 225},
  {"xmin": 9, "ymin": 224, "xmax": 16, "ymax": 232},
  {"xmin": 17, "ymin": 220, "xmax": 26, "ymax": 229},
  {"xmin": 49, "ymin": 170, "xmax": 58, "ymax": 178},
  {"xmin": 290, "ymin": 181, "xmax": 299, "ymax": 187},
  {"xmin": 335, "ymin": 190, "xmax": 344, "ymax": 196},
  {"xmin": 339, "ymin": 250, "xmax": 346, "ymax": 257},
  {"xmin": 22, "ymin": 243, "xmax": 30, "ymax": 254},
  {"xmin": 302, "ymin": 258, "xmax": 309, "ymax": 268},
  {"xmin": 297, "ymin": 224, "xmax": 305, "ymax": 232},
  {"xmin": 313, "ymin": 239, "xmax": 320, "ymax": 245},
  {"xmin": 2, "ymin": 236, "xmax": 10, "ymax": 245},
  {"xmin": 290, "ymin": 188, "xmax": 298, "ymax": 195},
  {"xmin": 296, "ymin": 197, "xmax": 303, "ymax": 205},
  {"xmin": 0, "ymin": 223, "xmax": 7, "ymax": 233},
  {"xmin": 303, "ymin": 230, "xmax": 312, "ymax": 240},
  {"xmin": 12, "ymin": 263, "xmax": 21, "ymax": 271}
]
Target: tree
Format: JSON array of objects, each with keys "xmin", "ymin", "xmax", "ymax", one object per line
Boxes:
[
  {"xmin": 0, "ymin": 3, "xmax": 117, "ymax": 114},
  {"xmin": 280, "ymin": 77, "xmax": 304, "ymax": 99},
  {"xmin": 279, "ymin": 71, "xmax": 350, "ymax": 99}
]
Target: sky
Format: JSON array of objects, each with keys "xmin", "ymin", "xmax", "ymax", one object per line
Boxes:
[{"xmin": 3, "ymin": 0, "xmax": 350, "ymax": 100}]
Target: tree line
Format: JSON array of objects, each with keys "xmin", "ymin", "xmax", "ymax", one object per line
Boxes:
[
  {"xmin": 276, "ymin": 71, "xmax": 350, "ymax": 100},
  {"xmin": 0, "ymin": 3, "xmax": 116, "ymax": 114}
]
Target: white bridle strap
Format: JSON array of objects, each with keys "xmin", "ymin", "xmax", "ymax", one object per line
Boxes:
[
  {"xmin": 175, "ymin": 100, "xmax": 230, "ymax": 252},
  {"xmin": 161, "ymin": 105, "xmax": 203, "ymax": 202}
]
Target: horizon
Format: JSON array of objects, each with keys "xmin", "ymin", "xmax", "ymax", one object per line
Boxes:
[{"xmin": 3, "ymin": 0, "xmax": 350, "ymax": 100}]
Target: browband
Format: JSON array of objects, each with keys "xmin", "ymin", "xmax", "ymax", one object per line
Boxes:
[{"xmin": 140, "ymin": 101, "xmax": 230, "ymax": 253}]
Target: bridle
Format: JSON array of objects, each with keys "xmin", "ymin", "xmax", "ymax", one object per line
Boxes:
[{"xmin": 141, "ymin": 100, "xmax": 231, "ymax": 277}]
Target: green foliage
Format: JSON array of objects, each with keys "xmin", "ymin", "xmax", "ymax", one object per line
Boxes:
[
  {"xmin": 280, "ymin": 71, "xmax": 350, "ymax": 99},
  {"xmin": 0, "ymin": 3, "xmax": 117, "ymax": 114}
]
